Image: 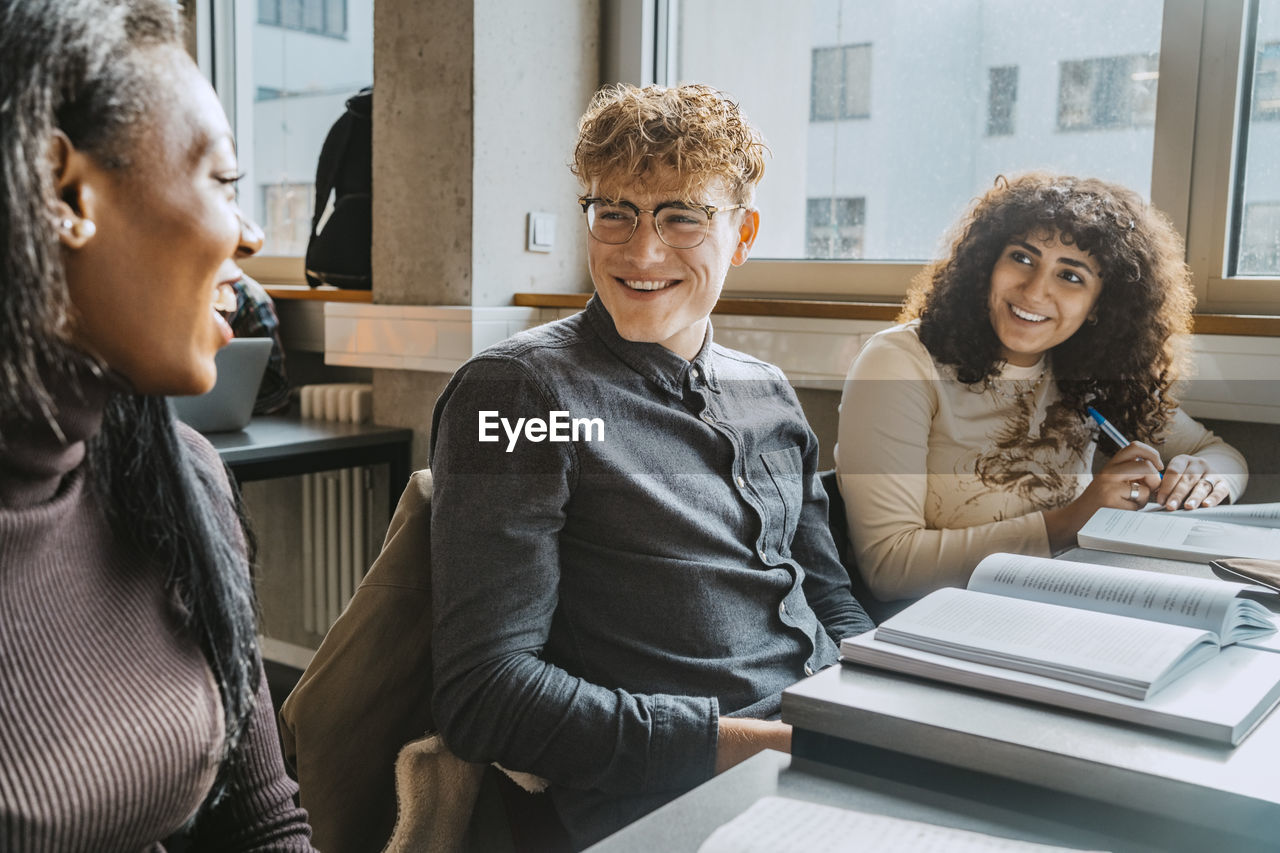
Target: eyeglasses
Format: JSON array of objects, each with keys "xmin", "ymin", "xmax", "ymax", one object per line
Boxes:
[{"xmin": 578, "ymin": 196, "xmax": 749, "ymax": 249}]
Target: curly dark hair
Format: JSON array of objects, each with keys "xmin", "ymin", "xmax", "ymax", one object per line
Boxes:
[{"xmin": 901, "ymin": 172, "xmax": 1194, "ymax": 444}]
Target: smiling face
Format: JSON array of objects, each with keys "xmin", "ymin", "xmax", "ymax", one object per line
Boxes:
[
  {"xmin": 986, "ymin": 231, "xmax": 1103, "ymax": 367},
  {"xmin": 60, "ymin": 47, "xmax": 260, "ymax": 396},
  {"xmin": 585, "ymin": 170, "xmax": 758, "ymax": 361}
]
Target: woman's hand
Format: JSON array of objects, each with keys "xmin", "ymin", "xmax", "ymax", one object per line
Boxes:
[
  {"xmin": 1154, "ymin": 454, "xmax": 1231, "ymax": 510},
  {"xmin": 1043, "ymin": 441, "xmax": 1164, "ymax": 552}
]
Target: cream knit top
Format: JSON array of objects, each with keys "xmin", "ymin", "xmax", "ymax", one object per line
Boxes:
[{"xmin": 835, "ymin": 322, "xmax": 1248, "ymax": 601}]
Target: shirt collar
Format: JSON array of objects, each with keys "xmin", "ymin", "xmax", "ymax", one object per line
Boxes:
[{"xmin": 584, "ymin": 295, "xmax": 721, "ymax": 396}]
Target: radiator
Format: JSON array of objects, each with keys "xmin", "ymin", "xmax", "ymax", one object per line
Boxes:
[{"xmin": 299, "ymin": 383, "xmax": 375, "ymax": 633}]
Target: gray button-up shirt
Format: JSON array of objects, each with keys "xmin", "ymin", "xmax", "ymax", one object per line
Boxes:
[{"xmin": 429, "ymin": 297, "xmax": 873, "ymax": 846}]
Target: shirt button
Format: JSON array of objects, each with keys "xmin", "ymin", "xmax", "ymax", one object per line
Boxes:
[
  {"xmin": 804, "ymin": 663, "xmax": 814, "ymax": 676},
  {"xmin": 778, "ymin": 601, "xmax": 787, "ymax": 616},
  {"xmin": 735, "ymin": 475, "xmax": 746, "ymax": 488},
  {"xmin": 701, "ymin": 412, "xmax": 715, "ymax": 424},
  {"xmin": 690, "ymin": 367, "xmax": 700, "ymax": 380}
]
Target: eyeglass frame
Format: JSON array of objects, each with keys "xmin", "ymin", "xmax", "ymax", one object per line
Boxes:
[{"xmin": 577, "ymin": 195, "xmax": 750, "ymax": 249}]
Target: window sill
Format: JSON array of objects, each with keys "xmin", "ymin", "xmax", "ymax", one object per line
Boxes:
[
  {"xmin": 512, "ymin": 293, "xmax": 1280, "ymax": 336},
  {"xmin": 265, "ymin": 284, "xmax": 372, "ymax": 303}
]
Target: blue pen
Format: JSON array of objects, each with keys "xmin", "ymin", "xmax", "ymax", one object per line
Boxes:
[
  {"xmin": 1088, "ymin": 406, "xmax": 1165, "ymax": 480},
  {"xmin": 1086, "ymin": 406, "xmax": 1129, "ymax": 449}
]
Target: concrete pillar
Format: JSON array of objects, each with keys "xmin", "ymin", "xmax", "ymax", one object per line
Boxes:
[{"xmin": 368, "ymin": 0, "xmax": 599, "ymax": 469}]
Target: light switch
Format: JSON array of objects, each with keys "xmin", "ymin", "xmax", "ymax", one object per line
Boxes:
[{"xmin": 527, "ymin": 211, "xmax": 556, "ymax": 253}]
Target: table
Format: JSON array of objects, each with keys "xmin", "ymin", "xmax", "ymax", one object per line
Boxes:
[
  {"xmin": 205, "ymin": 415, "xmax": 414, "ymax": 508},
  {"xmin": 781, "ymin": 548, "xmax": 1280, "ymax": 852},
  {"xmin": 587, "ymin": 750, "xmax": 1158, "ymax": 853}
]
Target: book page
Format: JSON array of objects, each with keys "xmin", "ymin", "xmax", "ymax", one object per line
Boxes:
[
  {"xmin": 1079, "ymin": 508, "xmax": 1280, "ymax": 561},
  {"xmin": 969, "ymin": 553, "xmax": 1236, "ymax": 636},
  {"xmin": 698, "ymin": 796, "xmax": 1108, "ymax": 853},
  {"xmin": 1141, "ymin": 502, "xmax": 1280, "ymax": 528},
  {"xmin": 877, "ymin": 588, "xmax": 1217, "ymax": 697}
]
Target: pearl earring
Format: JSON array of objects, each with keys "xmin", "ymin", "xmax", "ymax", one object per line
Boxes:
[
  {"xmin": 60, "ymin": 218, "xmax": 73, "ymax": 231},
  {"xmin": 75, "ymin": 219, "xmax": 96, "ymax": 240}
]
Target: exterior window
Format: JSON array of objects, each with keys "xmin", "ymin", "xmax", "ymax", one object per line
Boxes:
[
  {"xmin": 1233, "ymin": 3, "xmax": 1280, "ymax": 276},
  {"xmin": 806, "ymin": 198, "xmax": 865, "ymax": 259},
  {"xmin": 987, "ymin": 66, "xmax": 1018, "ymax": 136},
  {"xmin": 262, "ymin": 183, "xmax": 315, "ymax": 258},
  {"xmin": 1254, "ymin": 42, "xmax": 1280, "ymax": 120},
  {"xmin": 811, "ymin": 44, "xmax": 872, "ymax": 121},
  {"xmin": 258, "ymin": 0, "xmax": 347, "ymax": 40},
  {"xmin": 675, "ymin": 0, "xmax": 1163, "ymax": 261},
  {"xmin": 1058, "ymin": 54, "xmax": 1159, "ymax": 131},
  {"xmin": 231, "ymin": 0, "xmax": 372, "ymax": 256},
  {"xmin": 1239, "ymin": 203, "xmax": 1280, "ymax": 274}
]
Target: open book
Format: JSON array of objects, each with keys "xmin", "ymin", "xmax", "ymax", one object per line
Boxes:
[
  {"xmin": 1140, "ymin": 501, "xmax": 1280, "ymax": 528},
  {"xmin": 1079, "ymin": 506, "xmax": 1280, "ymax": 562},
  {"xmin": 866, "ymin": 553, "xmax": 1275, "ymax": 699},
  {"xmin": 841, "ymin": 554, "xmax": 1280, "ymax": 744}
]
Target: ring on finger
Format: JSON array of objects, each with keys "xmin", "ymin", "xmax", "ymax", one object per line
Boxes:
[{"xmin": 1128, "ymin": 481, "xmax": 1142, "ymax": 503}]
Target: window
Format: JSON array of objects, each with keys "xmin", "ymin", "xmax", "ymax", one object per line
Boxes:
[
  {"xmin": 262, "ymin": 182, "xmax": 315, "ymax": 257},
  {"xmin": 674, "ymin": 0, "xmax": 1164, "ymax": 264},
  {"xmin": 1239, "ymin": 204, "xmax": 1280, "ymax": 274},
  {"xmin": 1254, "ymin": 42, "xmax": 1280, "ymax": 120},
  {"xmin": 987, "ymin": 66, "xmax": 1017, "ymax": 136},
  {"xmin": 258, "ymin": 0, "xmax": 347, "ymax": 39},
  {"xmin": 1057, "ymin": 54, "xmax": 1159, "ymax": 131},
  {"xmin": 1230, "ymin": 2, "xmax": 1280, "ymax": 278},
  {"xmin": 810, "ymin": 44, "xmax": 872, "ymax": 121},
  {"xmin": 207, "ymin": 0, "xmax": 373, "ymax": 259},
  {"xmin": 806, "ymin": 198, "xmax": 865, "ymax": 259}
]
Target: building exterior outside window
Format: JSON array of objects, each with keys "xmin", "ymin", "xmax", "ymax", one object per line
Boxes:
[
  {"xmin": 811, "ymin": 43, "xmax": 872, "ymax": 121},
  {"xmin": 1253, "ymin": 42, "xmax": 1279, "ymax": 120},
  {"xmin": 1057, "ymin": 53, "xmax": 1159, "ymax": 131},
  {"xmin": 987, "ymin": 65, "xmax": 1018, "ymax": 136},
  {"xmin": 258, "ymin": 0, "xmax": 347, "ymax": 39},
  {"xmin": 806, "ymin": 197, "xmax": 866, "ymax": 259}
]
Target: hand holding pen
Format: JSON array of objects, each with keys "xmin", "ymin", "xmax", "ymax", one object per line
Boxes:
[{"xmin": 1087, "ymin": 406, "xmax": 1227, "ymax": 510}]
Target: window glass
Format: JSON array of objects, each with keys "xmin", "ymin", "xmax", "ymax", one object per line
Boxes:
[
  {"xmin": 674, "ymin": 0, "xmax": 1164, "ymax": 261},
  {"xmin": 1235, "ymin": 1, "xmax": 1280, "ymax": 276},
  {"xmin": 239, "ymin": 0, "xmax": 372, "ymax": 256}
]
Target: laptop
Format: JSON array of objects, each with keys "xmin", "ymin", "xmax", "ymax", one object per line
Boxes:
[{"xmin": 169, "ymin": 337, "xmax": 273, "ymax": 433}]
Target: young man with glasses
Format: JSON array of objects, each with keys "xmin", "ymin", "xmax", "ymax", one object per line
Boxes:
[{"xmin": 429, "ymin": 83, "xmax": 873, "ymax": 848}]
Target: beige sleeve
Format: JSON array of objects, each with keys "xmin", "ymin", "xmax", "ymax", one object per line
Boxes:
[
  {"xmin": 835, "ymin": 331, "xmax": 1051, "ymax": 602},
  {"xmin": 1158, "ymin": 407, "xmax": 1249, "ymax": 502}
]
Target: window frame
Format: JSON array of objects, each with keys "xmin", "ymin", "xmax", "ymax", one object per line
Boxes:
[
  {"xmin": 197, "ymin": 0, "xmax": 1280, "ymax": 308},
  {"xmin": 617, "ymin": 0, "xmax": 1280, "ymax": 313}
]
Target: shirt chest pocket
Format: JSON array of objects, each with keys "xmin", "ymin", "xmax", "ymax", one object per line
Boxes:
[{"xmin": 760, "ymin": 446, "xmax": 804, "ymax": 555}]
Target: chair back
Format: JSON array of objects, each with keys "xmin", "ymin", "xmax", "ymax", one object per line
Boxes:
[
  {"xmin": 280, "ymin": 469, "xmax": 445, "ymax": 853},
  {"xmin": 818, "ymin": 469, "xmax": 903, "ymax": 625}
]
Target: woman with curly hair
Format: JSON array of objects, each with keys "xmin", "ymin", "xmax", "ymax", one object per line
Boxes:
[
  {"xmin": 0, "ymin": 0, "xmax": 313, "ymax": 848},
  {"xmin": 835, "ymin": 173, "xmax": 1247, "ymax": 603}
]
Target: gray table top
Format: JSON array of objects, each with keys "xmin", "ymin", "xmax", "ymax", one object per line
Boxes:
[
  {"xmin": 203, "ymin": 414, "xmax": 413, "ymax": 465},
  {"xmin": 587, "ymin": 750, "xmax": 1182, "ymax": 853}
]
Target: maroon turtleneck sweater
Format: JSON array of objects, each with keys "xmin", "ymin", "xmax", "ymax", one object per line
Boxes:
[{"xmin": 0, "ymin": 371, "xmax": 314, "ymax": 851}]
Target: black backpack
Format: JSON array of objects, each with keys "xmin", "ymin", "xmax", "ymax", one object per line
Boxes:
[{"xmin": 305, "ymin": 87, "xmax": 372, "ymax": 289}]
